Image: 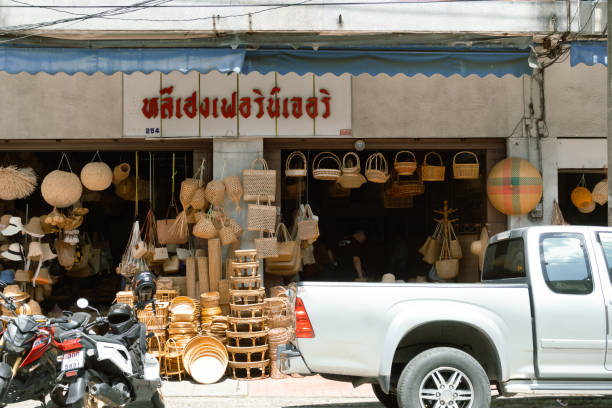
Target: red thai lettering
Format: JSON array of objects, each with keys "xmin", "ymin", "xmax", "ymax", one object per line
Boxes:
[
  {"xmin": 199, "ymin": 97, "xmax": 210, "ymax": 118},
  {"xmin": 306, "ymin": 97, "xmax": 318, "ymax": 119},
  {"xmin": 282, "ymin": 98, "xmax": 290, "ymax": 118},
  {"xmin": 291, "ymin": 97, "xmax": 303, "ymax": 118},
  {"xmin": 221, "ymin": 92, "xmax": 237, "ymax": 119},
  {"xmin": 160, "ymin": 86, "xmax": 174, "ymax": 119},
  {"xmin": 320, "ymin": 89, "xmax": 330, "ymax": 118},
  {"xmin": 253, "ymin": 89, "xmax": 265, "ymax": 118},
  {"xmin": 184, "ymin": 91, "xmax": 197, "ymax": 118},
  {"xmin": 267, "ymin": 87, "xmax": 280, "ymax": 118},
  {"xmin": 175, "ymin": 98, "xmax": 182, "ymax": 119},
  {"xmin": 142, "ymin": 97, "xmax": 159, "ymax": 119},
  {"xmin": 212, "ymin": 98, "xmax": 219, "ymax": 118},
  {"xmin": 239, "ymin": 97, "xmax": 251, "ymax": 118}
]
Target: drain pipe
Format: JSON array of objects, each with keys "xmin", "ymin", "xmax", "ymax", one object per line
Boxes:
[{"xmin": 608, "ymin": 2, "xmax": 612, "ymax": 225}]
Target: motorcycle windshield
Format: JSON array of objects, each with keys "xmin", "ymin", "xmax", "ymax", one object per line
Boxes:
[{"xmin": 4, "ymin": 324, "xmax": 33, "ymax": 351}]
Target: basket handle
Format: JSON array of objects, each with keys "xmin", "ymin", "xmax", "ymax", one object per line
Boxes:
[
  {"xmin": 313, "ymin": 152, "xmax": 341, "ymax": 170},
  {"xmin": 342, "ymin": 152, "xmax": 360, "ymax": 169},
  {"xmin": 285, "ymin": 151, "xmax": 307, "ymax": 171},
  {"xmin": 255, "ymin": 194, "xmax": 271, "ymax": 206},
  {"xmin": 366, "ymin": 153, "xmax": 388, "ymax": 172},
  {"xmin": 394, "ymin": 150, "xmax": 416, "ymax": 164},
  {"xmin": 275, "ymin": 222, "xmax": 291, "ymax": 243},
  {"xmin": 452, "ymin": 151, "xmax": 478, "ymax": 165},
  {"xmin": 423, "ymin": 152, "xmax": 443, "ymax": 166},
  {"xmin": 251, "ymin": 157, "xmax": 269, "ymax": 170}
]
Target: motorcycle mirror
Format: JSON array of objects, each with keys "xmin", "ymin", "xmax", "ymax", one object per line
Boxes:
[{"xmin": 76, "ymin": 298, "xmax": 89, "ymax": 309}]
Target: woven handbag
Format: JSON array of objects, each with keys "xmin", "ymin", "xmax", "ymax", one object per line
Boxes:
[
  {"xmin": 255, "ymin": 230, "xmax": 279, "ymax": 259},
  {"xmin": 365, "ymin": 153, "xmax": 390, "ymax": 183},
  {"xmin": 449, "ymin": 222, "xmax": 463, "ymax": 259},
  {"xmin": 394, "ymin": 151, "xmax": 418, "ymax": 176},
  {"xmin": 452, "ymin": 151, "xmax": 479, "ymax": 180},
  {"xmin": 285, "ymin": 151, "xmax": 307, "ymax": 178},
  {"xmin": 297, "ymin": 204, "xmax": 318, "ymax": 241},
  {"xmin": 422, "ymin": 152, "xmax": 446, "ymax": 182},
  {"xmin": 218, "ymin": 216, "xmax": 238, "ymax": 246},
  {"xmin": 312, "ymin": 152, "xmax": 341, "ymax": 181},
  {"xmin": 268, "ymin": 223, "xmax": 298, "ymax": 263},
  {"xmin": 243, "ymin": 158, "xmax": 277, "ymax": 202},
  {"xmin": 247, "ymin": 195, "xmax": 277, "ymax": 232}
]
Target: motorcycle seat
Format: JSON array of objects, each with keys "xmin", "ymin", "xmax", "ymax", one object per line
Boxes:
[{"xmin": 55, "ymin": 312, "xmax": 91, "ymax": 331}]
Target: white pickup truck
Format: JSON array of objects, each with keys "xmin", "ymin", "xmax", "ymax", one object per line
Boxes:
[{"xmin": 278, "ymin": 226, "xmax": 612, "ymax": 408}]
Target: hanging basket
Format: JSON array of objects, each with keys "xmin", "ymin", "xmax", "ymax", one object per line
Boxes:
[
  {"xmin": 452, "ymin": 151, "xmax": 480, "ymax": 180},
  {"xmin": 205, "ymin": 180, "xmax": 226, "ymax": 206},
  {"xmin": 112, "ymin": 163, "xmax": 131, "ymax": 185},
  {"xmin": 435, "ymin": 259, "xmax": 459, "ymax": 280},
  {"xmin": 421, "ymin": 152, "xmax": 445, "ymax": 182},
  {"xmin": 312, "ymin": 152, "xmax": 341, "ymax": 181},
  {"xmin": 365, "ymin": 153, "xmax": 390, "ymax": 184},
  {"xmin": 223, "ymin": 175, "xmax": 243, "ymax": 211},
  {"xmin": 42, "ymin": 170, "xmax": 83, "ymax": 209},
  {"xmin": 394, "ymin": 151, "xmax": 417, "ymax": 176},
  {"xmin": 391, "ymin": 170, "xmax": 424, "ymax": 197},
  {"xmin": 592, "ymin": 179, "xmax": 608, "ymax": 205},
  {"xmin": 285, "ymin": 151, "xmax": 308, "ymax": 178},
  {"xmin": 341, "ymin": 152, "xmax": 361, "ymax": 175},
  {"xmin": 242, "ymin": 158, "xmax": 277, "ymax": 202}
]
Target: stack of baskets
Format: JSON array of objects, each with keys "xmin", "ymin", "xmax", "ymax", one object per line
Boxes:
[
  {"xmin": 200, "ymin": 292, "xmax": 224, "ymax": 340},
  {"xmin": 115, "ymin": 291, "xmax": 135, "ymax": 307},
  {"xmin": 165, "ymin": 296, "xmax": 199, "ymax": 379},
  {"xmin": 226, "ymin": 250, "xmax": 270, "ymax": 380},
  {"xmin": 264, "ymin": 297, "xmax": 292, "ymax": 330},
  {"xmin": 182, "ymin": 335, "xmax": 229, "ymax": 384}
]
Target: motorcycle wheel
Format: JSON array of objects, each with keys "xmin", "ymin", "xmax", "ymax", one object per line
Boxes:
[{"xmin": 47, "ymin": 394, "xmax": 96, "ymax": 408}]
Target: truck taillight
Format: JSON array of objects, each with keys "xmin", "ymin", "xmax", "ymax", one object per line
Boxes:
[{"xmin": 295, "ymin": 297, "xmax": 315, "ymax": 338}]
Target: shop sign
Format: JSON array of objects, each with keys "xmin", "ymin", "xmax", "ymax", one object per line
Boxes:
[{"xmin": 123, "ymin": 72, "xmax": 351, "ymax": 138}]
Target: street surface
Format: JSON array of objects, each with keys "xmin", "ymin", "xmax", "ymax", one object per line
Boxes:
[{"xmin": 8, "ymin": 375, "xmax": 612, "ymax": 407}]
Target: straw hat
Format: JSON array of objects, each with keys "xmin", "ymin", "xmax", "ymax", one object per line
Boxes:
[
  {"xmin": 4, "ymin": 284, "xmax": 28, "ymax": 301},
  {"xmin": 1, "ymin": 243, "xmax": 24, "ymax": 262},
  {"xmin": 2, "ymin": 217, "xmax": 22, "ymax": 236},
  {"xmin": 381, "ymin": 273, "xmax": 397, "ymax": 283},
  {"xmin": 26, "ymin": 241, "xmax": 43, "ymax": 260},
  {"xmin": 14, "ymin": 269, "xmax": 31, "ymax": 283},
  {"xmin": 23, "ymin": 217, "xmax": 45, "ymax": 238},
  {"xmin": 470, "ymin": 227, "xmax": 489, "ymax": 271},
  {"xmin": 40, "ymin": 243, "xmax": 57, "ymax": 262},
  {"xmin": 0, "ymin": 215, "xmax": 11, "ymax": 230}
]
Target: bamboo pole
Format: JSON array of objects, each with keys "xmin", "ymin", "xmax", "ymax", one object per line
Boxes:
[
  {"xmin": 208, "ymin": 238, "xmax": 221, "ymax": 292},
  {"xmin": 197, "ymin": 256, "xmax": 209, "ymax": 295}
]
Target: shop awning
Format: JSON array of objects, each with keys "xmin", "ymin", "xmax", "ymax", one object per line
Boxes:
[
  {"xmin": 570, "ymin": 41, "xmax": 608, "ymax": 67},
  {"xmin": 0, "ymin": 45, "xmax": 531, "ymax": 77}
]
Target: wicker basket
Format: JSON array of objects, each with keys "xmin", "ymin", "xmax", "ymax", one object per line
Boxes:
[
  {"xmin": 394, "ymin": 151, "xmax": 417, "ymax": 176},
  {"xmin": 593, "ymin": 179, "xmax": 608, "ymax": 205},
  {"xmin": 341, "ymin": 152, "xmax": 361, "ymax": 175},
  {"xmin": 391, "ymin": 170, "xmax": 425, "ymax": 197},
  {"xmin": 422, "ymin": 152, "xmax": 446, "ymax": 182},
  {"xmin": 137, "ymin": 302, "xmax": 169, "ymax": 329},
  {"xmin": 247, "ymin": 196, "xmax": 277, "ymax": 232},
  {"xmin": 452, "ymin": 151, "xmax": 480, "ymax": 179},
  {"xmin": 243, "ymin": 158, "xmax": 276, "ymax": 202},
  {"xmin": 285, "ymin": 151, "xmax": 307, "ymax": 178},
  {"xmin": 383, "ymin": 184, "xmax": 414, "ymax": 208},
  {"xmin": 115, "ymin": 291, "xmax": 135, "ymax": 306},
  {"xmin": 155, "ymin": 289, "xmax": 178, "ymax": 303},
  {"xmin": 365, "ymin": 153, "xmax": 390, "ymax": 183},
  {"xmin": 255, "ymin": 230, "xmax": 279, "ymax": 259},
  {"xmin": 312, "ymin": 152, "xmax": 341, "ymax": 181}
]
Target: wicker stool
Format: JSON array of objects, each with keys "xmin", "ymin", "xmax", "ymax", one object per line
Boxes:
[
  {"xmin": 233, "ymin": 249, "xmax": 258, "ymax": 263},
  {"xmin": 228, "ymin": 360, "xmax": 270, "ymax": 380},
  {"xmin": 228, "ymin": 316, "xmax": 265, "ymax": 333},
  {"xmin": 230, "ymin": 288, "xmax": 266, "ymax": 305},
  {"xmin": 230, "ymin": 276, "xmax": 263, "ymax": 291},
  {"xmin": 226, "ymin": 329, "xmax": 269, "ymax": 348},
  {"xmin": 164, "ymin": 339, "xmax": 185, "ymax": 381},
  {"xmin": 148, "ymin": 332, "xmax": 167, "ymax": 376},
  {"xmin": 231, "ymin": 261, "xmax": 260, "ymax": 278},
  {"xmin": 230, "ymin": 303, "xmax": 264, "ymax": 318}
]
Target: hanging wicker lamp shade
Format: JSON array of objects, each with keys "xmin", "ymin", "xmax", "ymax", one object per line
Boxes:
[
  {"xmin": 486, "ymin": 158, "xmax": 542, "ymax": 215},
  {"xmin": 570, "ymin": 187, "xmax": 592, "ymax": 209},
  {"xmin": 41, "ymin": 170, "xmax": 83, "ymax": 208},
  {"xmin": 80, "ymin": 162, "xmax": 112, "ymax": 191}
]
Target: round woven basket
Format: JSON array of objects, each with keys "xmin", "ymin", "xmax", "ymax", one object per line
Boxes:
[
  {"xmin": 193, "ymin": 215, "xmax": 217, "ymax": 239},
  {"xmin": 41, "ymin": 170, "xmax": 83, "ymax": 208},
  {"xmin": 421, "ymin": 152, "xmax": 445, "ymax": 182},
  {"xmin": 394, "ymin": 151, "xmax": 417, "ymax": 176},
  {"xmin": 337, "ymin": 174, "xmax": 366, "ymax": 189},
  {"xmin": 312, "ymin": 152, "xmax": 341, "ymax": 181},
  {"xmin": 80, "ymin": 162, "xmax": 112, "ymax": 191},
  {"xmin": 452, "ymin": 151, "xmax": 480, "ymax": 180},
  {"xmin": 592, "ymin": 179, "xmax": 608, "ymax": 205},
  {"xmin": 285, "ymin": 151, "xmax": 307, "ymax": 177},
  {"xmin": 571, "ymin": 186, "xmax": 592, "ymax": 209},
  {"xmin": 205, "ymin": 180, "xmax": 225, "ymax": 206},
  {"xmin": 341, "ymin": 152, "xmax": 361, "ymax": 175},
  {"xmin": 435, "ymin": 258, "xmax": 459, "ymax": 280},
  {"xmin": 365, "ymin": 153, "xmax": 390, "ymax": 184}
]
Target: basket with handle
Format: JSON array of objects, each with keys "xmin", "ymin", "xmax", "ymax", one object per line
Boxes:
[
  {"xmin": 452, "ymin": 151, "xmax": 480, "ymax": 179},
  {"xmin": 255, "ymin": 230, "xmax": 279, "ymax": 259},
  {"xmin": 592, "ymin": 178, "xmax": 608, "ymax": 205},
  {"xmin": 247, "ymin": 195, "xmax": 277, "ymax": 232},
  {"xmin": 421, "ymin": 152, "xmax": 445, "ymax": 182},
  {"xmin": 365, "ymin": 153, "xmax": 390, "ymax": 183},
  {"xmin": 394, "ymin": 151, "xmax": 418, "ymax": 176},
  {"xmin": 285, "ymin": 151, "xmax": 307, "ymax": 178},
  {"xmin": 243, "ymin": 158, "xmax": 276, "ymax": 202},
  {"xmin": 341, "ymin": 152, "xmax": 361, "ymax": 175},
  {"xmin": 312, "ymin": 152, "xmax": 341, "ymax": 181},
  {"xmin": 391, "ymin": 170, "xmax": 424, "ymax": 197}
]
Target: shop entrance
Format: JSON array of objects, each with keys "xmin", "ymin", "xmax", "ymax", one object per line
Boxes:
[{"xmin": 269, "ymin": 142, "xmax": 498, "ymax": 284}]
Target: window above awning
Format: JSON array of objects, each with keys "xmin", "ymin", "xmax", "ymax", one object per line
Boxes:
[
  {"xmin": 570, "ymin": 41, "xmax": 608, "ymax": 67},
  {"xmin": 0, "ymin": 45, "xmax": 531, "ymax": 77}
]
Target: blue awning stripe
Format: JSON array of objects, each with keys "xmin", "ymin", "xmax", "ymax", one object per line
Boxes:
[
  {"xmin": 570, "ymin": 41, "xmax": 608, "ymax": 67},
  {"xmin": 0, "ymin": 46, "xmax": 531, "ymax": 77}
]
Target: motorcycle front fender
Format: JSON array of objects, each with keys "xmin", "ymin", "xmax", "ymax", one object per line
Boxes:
[{"xmin": 52, "ymin": 371, "xmax": 90, "ymax": 406}]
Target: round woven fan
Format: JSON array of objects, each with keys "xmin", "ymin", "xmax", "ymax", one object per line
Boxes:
[{"xmin": 0, "ymin": 166, "xmax": 37, "ymax": 200}]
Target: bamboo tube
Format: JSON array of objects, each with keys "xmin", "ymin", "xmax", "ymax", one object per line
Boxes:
[
  {"xmin": 186, "ymin": 256, "xmax": 197, "ymax": 299},
  {"xmin": 197, "ymin": 256, "xmax": 209, "ymax": 294},
  {"xmin": 208, "ymin": 238, "xmax": 221, "ymax": 292}
]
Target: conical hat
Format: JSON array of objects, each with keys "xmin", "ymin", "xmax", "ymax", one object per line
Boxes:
[
  {"xmin": 470, "ymin": 227, "xmax": 489, "ymax": 271},
  {"xmin": 23, "ymin": 217, "xmax": 44, "ymax": 238}
]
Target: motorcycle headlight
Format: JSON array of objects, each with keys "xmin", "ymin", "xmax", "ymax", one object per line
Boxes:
[{"xmin": 3, "ymin": 341, "xmax": 25, "ymax": 354}]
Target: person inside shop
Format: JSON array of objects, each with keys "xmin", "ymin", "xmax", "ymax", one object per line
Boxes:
[{"xmin": 327, "ymin": 229, "xmax": 367, "ymax": 282}]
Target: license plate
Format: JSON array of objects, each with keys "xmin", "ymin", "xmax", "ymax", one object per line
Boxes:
[{"xmin": 61, "ymin": 351, "xmax": 84, "ymax": 371}]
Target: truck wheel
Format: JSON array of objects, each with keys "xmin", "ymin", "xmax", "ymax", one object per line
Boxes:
[
  {"xmin": 372, "ymin": 383, "xmax": 398, "ymax": 408},
  {"xmin": 396, "ymin": 347, "xmax": 490, "ymax": 408}
]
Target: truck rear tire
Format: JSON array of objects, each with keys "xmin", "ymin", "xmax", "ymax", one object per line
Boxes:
[
  {"xmin": 396, "ymin": 347, "xmax": 490, "ymax": 408},
  {"xmin": 372, "ymin": 383, "xmax": 399, "ymax": 408}
]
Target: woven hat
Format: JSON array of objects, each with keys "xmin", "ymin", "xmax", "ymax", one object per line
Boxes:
[
  {"xmin": 23, "ymin": 217, "xmax": 45, "ymax": 238},
  {"xmin": 0, "ymin": 215, "xmax": 11, "ymax": 230},
  {"xmin": 27, "ymin": 242, "xmax": 43, "ymax": 260},
  {"xmin": 113, "ymin": 163, "xmax": 131, "ymax": 185},
  {"xmin": 0, "ymin": 166, "xmax": 37, "ymax": 201},
  {"xmin": 470, "ymin": 227, "xmax": 489, "ymax": 271},
  {"xmin": 2, "ymin": 217, "xmax": 22, "ymax": 236},
  {"xmin": 3, "ymin": 284, "xmax": 28, "ymax": 301},
  {"xmin": 40, "ymin": 243, "xmax": 57, "ymax": 262},
  {"xmin": 14, "ymin": 269, "xmax": 31, "ymax": 283},
  {"xmin": 2, "ymin": 243, "xmax": 24, "ymax": 262}
]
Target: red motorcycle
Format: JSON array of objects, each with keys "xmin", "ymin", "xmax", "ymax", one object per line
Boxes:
[{"xmin": 0, "ymin": 281, "xmax": 91, "ymax": 407}]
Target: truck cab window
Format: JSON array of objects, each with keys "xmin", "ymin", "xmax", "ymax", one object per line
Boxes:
[
  {"xmin": 482, "ymin": 238, "xmax": 526, "ymax": 281},
  {"xmin": 597, "ymin": 233, "xmax": 612, "ymax": 282},
  {"xmin": 540, "ymin": 234, "xmax": 592, "ymax": 295}
]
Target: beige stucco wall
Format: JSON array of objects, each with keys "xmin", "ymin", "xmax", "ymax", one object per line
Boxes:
[
  {"xmin": 0, "ymin": 72, "xmax": 122, "ymax": 140},
  {"xmin": 545, "ymin": 58, "xmax": 606, "ymax": 138},
  {"xmin": 351, "ymin": 73, "xmax": 526, "ymax": 138}
]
